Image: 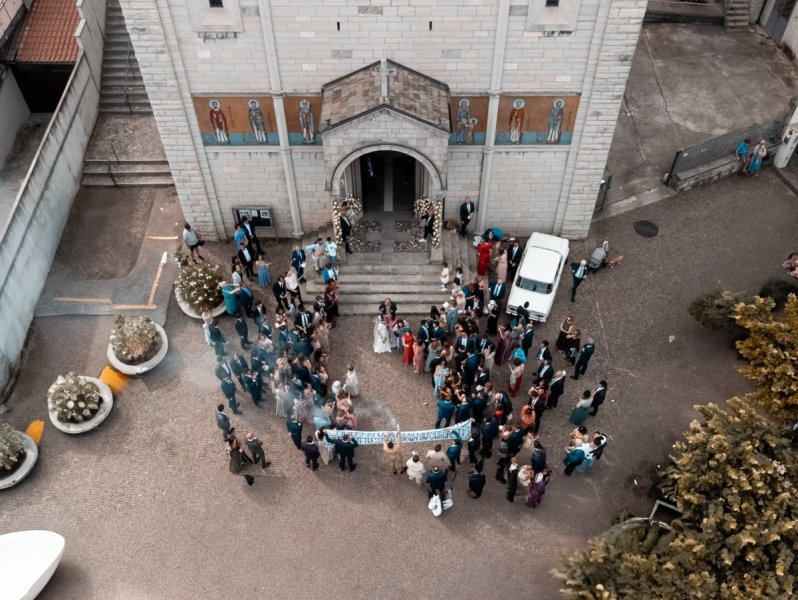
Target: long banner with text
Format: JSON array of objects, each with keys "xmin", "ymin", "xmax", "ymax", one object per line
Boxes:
[{"xmin": 322, "ymin": 421, "xmax": 471, "ymax": 446}]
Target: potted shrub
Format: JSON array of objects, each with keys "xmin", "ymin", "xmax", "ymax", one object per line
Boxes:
[
  {"xmin": 0, "ymin": 422, "xmax": 38, "ymax": 490},
  {"xmin": 174, "ymin": 260, "xmax": 225, "ymax": 319},
  {"xmin": 47, "ymin": 372, "xmax": 114, "ymax": 434},
  {"xmin": 107, "ymin": 315, "xmax": 168, "ymax": 375}
]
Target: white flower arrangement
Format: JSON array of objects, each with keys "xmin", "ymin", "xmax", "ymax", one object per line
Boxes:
[
  {"xmin": 174, "ymin": 261, "xmax": 224, "ymax": 312},
  {"xmin": 413, "ymin": 196, "xmax": 443, "ymax": 248}
]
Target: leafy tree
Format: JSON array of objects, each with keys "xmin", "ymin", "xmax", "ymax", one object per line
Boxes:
[
  {"xmin": 734, "ymin": 294, "xmax": 798, "ymax": 427},
  {"xmin": 688, "ymin": 289, "xmax": 747, "ymax": 330},
  {"xmin": 661, "ymin": 399, "xmax": 797, "ymax": 598},
  {"xmin": 555, "ymin": 399, "xmax": 798, "ymax": 599}
]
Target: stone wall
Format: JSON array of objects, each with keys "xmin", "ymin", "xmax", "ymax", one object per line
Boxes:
[
  {"xmin": 123, "ymin": 0, "xmax": 646, "ymax": 241},
  {"xmin": 204, "ymin": 148, "xmax": 287, "ymax": 233},
  {"xmin": 0, "ymin": 69, "xmax": 29, "ymax": 165},
  {"xmin": 556, "ymin": 0, "xmax": 647, "ymax": 239},
  {"xmin": 0, "ymin": 0, "xmax": 105, "ymax": 400},
  {"xmin": 445, "ymin": 149, "xmax": 483, "ymax": 220},
  {"xmin": 120, "ymin": 0, "xmax": 224, "ymax": 239},
  {"xmin": 488, "ymin": 149, "xmax": 567, "ymax": 235}
]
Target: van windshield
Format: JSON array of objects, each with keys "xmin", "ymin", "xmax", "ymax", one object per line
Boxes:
[{"xmin": 515, "ymin": 275, "xmax": 553, "ymax": 294}]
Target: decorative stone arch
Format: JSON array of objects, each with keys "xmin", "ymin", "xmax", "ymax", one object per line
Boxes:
[{"xmin": 330, "ymin": 143, "xmax": 445, "ymax": 199}]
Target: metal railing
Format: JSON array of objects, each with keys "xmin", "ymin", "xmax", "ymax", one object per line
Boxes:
[
  {"xmin": 123, "ymin": 41, "xmax": 133, "ymax": 112},
  {"xmin": 666, "ymin": 119, "xmax": 786, "ymax": 185}
]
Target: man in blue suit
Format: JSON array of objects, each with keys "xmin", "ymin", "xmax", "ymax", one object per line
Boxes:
[
  {"xmin": 488, "ymin": 279, "xmax": 507, "ymax": 304},
  {"xmin": 220, "ymin": 376, "xmax": 242, "ymax": 415},
  {"xmin": 572, "ymin": 337, "xmax": 596, "ymax": 380},
  {"xmin": 435, "ymin": 398, "xmax": 455, "ymax": 429},
  {"xmin": 447, "ymin": 430, "xmax": 463, "ymax": 472},
  {"xmin": 291, "ymin": 244, "xmax": 307, "ymax": 284}
]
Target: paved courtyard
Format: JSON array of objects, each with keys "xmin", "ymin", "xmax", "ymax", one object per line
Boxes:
[
  {"xmin": 606, "ymin": 23, "xmax": 798, "ymax": 204},
  {"xmin": 2, "ymin": 169, "xmax": 795, "ymax": 598}
]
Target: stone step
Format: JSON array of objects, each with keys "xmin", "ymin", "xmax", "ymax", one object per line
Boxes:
[
  {"xmin": 338, "ymin": 303, "xmax": 435, "ymax": 316},
  {"xmin": 336, "ymin": 291, "xmax": 450, "ymax": 305},
  {"xmin": 99, "ymin": 106, "xmax": 153, "ymax": 115},
  {"xmin": 81, "ymin": 174, "xmax": 173, "ymax": 187},
  {"xmin": 101, "ymin": 74, "xmax": 143, "ymax": 84},
  {"xmin": 83, "ymin": 160, "xmax": 170, "ymax": 176},
  {"xmin": 100, "ymin": 92, "xmax": 150, "ymax": 103},
  {"xmin": 304, "ymin": 273, "xmax": 442, "ymax": 293},
  {"xmin": 343, "ymin": 252, "xmax": 432, "ymax": 265},
  {"xmin": 325, "ymin": 282, "xmax": 451, "ymax": 294},
  {"xmin": 103, "ymin": 57, "xmax": 139, "ymax": 66},
  {"xmin": 338, "ymin": 263, "xmax": 441, "ymax": 275},
  {"xmin": 101, "ymin": 84, "xmax": 147, "ymax": 94},
  {"xmin": 335, "ymin": 272, "xmax": 443, "ymax": 284},
  {"xmin": 103, "ymin": 50, "xmax": 136, "ymax": 60}
]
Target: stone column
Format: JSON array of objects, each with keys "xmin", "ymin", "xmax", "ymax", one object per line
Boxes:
[
  {"xmin": 476, "ymin": 0, "xmax": 511, "ymax": 233},
  {"xmin": 554, "ymin": 0, "xmax": 648, "ymax": 239},
  {"xmin": 258, "ymin": 0, "xmax": 303, "ymax": 237},
  {"xmin": 119, "ymin": 0, "xmax": 225, "ymax": 239}
]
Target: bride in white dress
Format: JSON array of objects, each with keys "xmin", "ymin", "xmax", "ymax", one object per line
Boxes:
[{"xmin": 373, "ymin": 316, "xmax": 391, "ymax": 353}]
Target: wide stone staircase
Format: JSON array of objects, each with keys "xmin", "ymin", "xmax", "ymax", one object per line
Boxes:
[
  {"xmin": 100, "ymin": 1, "xmax": 151, "ymax": 114},
  {"xmin": 81, "ymin": 1, "xmax": 171, "ymax": 187},
  {"xmin": 725, "ymin": 0, "xmax": 750, "ymax": 32},
  {"xmin": 301, "ymin": 219, "xmax": 451, "ymax": 316}
]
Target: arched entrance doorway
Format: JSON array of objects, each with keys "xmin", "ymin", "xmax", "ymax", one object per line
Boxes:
[
  {"xmin": 358, "ymin": 151, "xmax": 417, "ymax": 212},
  {"xmin": 331, "ymin": 144, "xmax": 443, "ymax": 212}
]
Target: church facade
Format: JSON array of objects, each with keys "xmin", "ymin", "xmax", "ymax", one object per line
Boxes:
[{"xmin": 117, "ymin": 0, "xmax": 646, "ymax": 240}]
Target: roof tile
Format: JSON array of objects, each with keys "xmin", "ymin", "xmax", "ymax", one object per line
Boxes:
[{"xmin": 15, "ymin": 0, "xmax": 79, "ymax": 63}]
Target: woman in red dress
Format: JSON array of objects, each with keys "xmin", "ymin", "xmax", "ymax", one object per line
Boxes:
[
  {"xmin": 402, "ymin": 330, "xmax": 415, "ymax": 365},
  {"xmin": 476, "ymin": 241, "xmax": 493, "ymax": 277}
]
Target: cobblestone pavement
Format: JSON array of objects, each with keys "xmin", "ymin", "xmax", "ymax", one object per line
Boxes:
[{"xmin": 1, "ymin": 171, "xmax": 796, "ymax": 598}]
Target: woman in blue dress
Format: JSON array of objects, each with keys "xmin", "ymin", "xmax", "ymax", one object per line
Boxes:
[
  {"xmin": 256, "ymin": 254, "xmax": 271, "ymax": 288},
  {"xmin": 745, "ymin": 139, "xmax": 767, "ymax": 177}
]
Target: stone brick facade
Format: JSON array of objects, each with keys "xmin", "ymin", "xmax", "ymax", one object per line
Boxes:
[{"xmin": 118, "ymin": 0, "xmax": 646, "ymax": 240}]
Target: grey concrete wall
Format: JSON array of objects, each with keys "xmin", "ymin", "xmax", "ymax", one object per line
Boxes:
[
  {"xmin": 0, "ymin": 0, "xmax": 104, "ymax": 401},
  {"xmin": 0, "ymin": 69, "xmax": 30, "ymax": 165}
]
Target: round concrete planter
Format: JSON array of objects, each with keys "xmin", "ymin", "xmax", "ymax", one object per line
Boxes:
[
  {"xmin": 175, "ymin": 291, "xmax": 225, "ymax": 320},
  {"xmin": 0, "ymin": 432, "xmax": 38, "ymax": 490},
  {"xmin": 47, "ymin": 376, "xmax": 114, "ymax": 434},
  {"xmin": 107, "ymin": 323, "xmax": 168, "ymax": 375}
]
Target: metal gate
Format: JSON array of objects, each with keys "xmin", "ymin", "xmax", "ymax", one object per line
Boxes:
[{"xmin": 765, "ymin": 0, "xmax": 798, "ymax": 42}]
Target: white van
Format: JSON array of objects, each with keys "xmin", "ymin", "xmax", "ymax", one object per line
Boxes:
[{"xmin": 506, "ymin": 232, "xmax": 570, "ymax": 322}]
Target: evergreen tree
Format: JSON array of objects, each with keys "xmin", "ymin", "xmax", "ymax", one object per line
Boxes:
[
  {"xmin": 555, "ymin": 400, "xmax": 798, "ymax": 598},
  {"xmin": 734, "ymin": 294, "xmax": 798, "ymax": 428},
  {"xmin": 688, "ymin": 289, "xmax": 747, "ymax": 330}
]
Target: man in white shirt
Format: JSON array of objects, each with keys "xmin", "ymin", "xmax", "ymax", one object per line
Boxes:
[
  {"xmin": 570, "ymin": 259, "xmax": 588, "ymax": 302},
  {"xmin": 324, "ymin": 236, "xmax": 338, "ymax": 267},
  {"xmin": 425, "ymin": 444, "xmax": 448, "ymax": 470},
  {"xmin": 182, "ymin": 223, "xmax": 204, "ymax": 262}
]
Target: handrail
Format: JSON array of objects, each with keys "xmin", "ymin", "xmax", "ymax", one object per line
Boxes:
[{"xmin": 123, "ymin": 40, "xmax": 132, "ymax": 111}]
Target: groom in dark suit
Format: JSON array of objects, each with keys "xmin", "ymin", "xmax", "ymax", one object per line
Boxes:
[
  {"xmin": 419, "ymin": 208, "xmax": 435, "ymax": 243},
  {"xmin": 459, "ymin": 197, "xmax": 475, "ymax": 238},
  {"xmin": 340, "ymin": 212, "xmax": 353, "ymax": 254}
]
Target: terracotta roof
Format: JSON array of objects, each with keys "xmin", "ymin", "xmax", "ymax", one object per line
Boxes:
[
  {"xmin": 320, "ymin": 60, "xmax": 451, "ymax": 133},
  {"xmin": 13, "ymin": 0, "xmax": 79, "ymax": 63}
]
